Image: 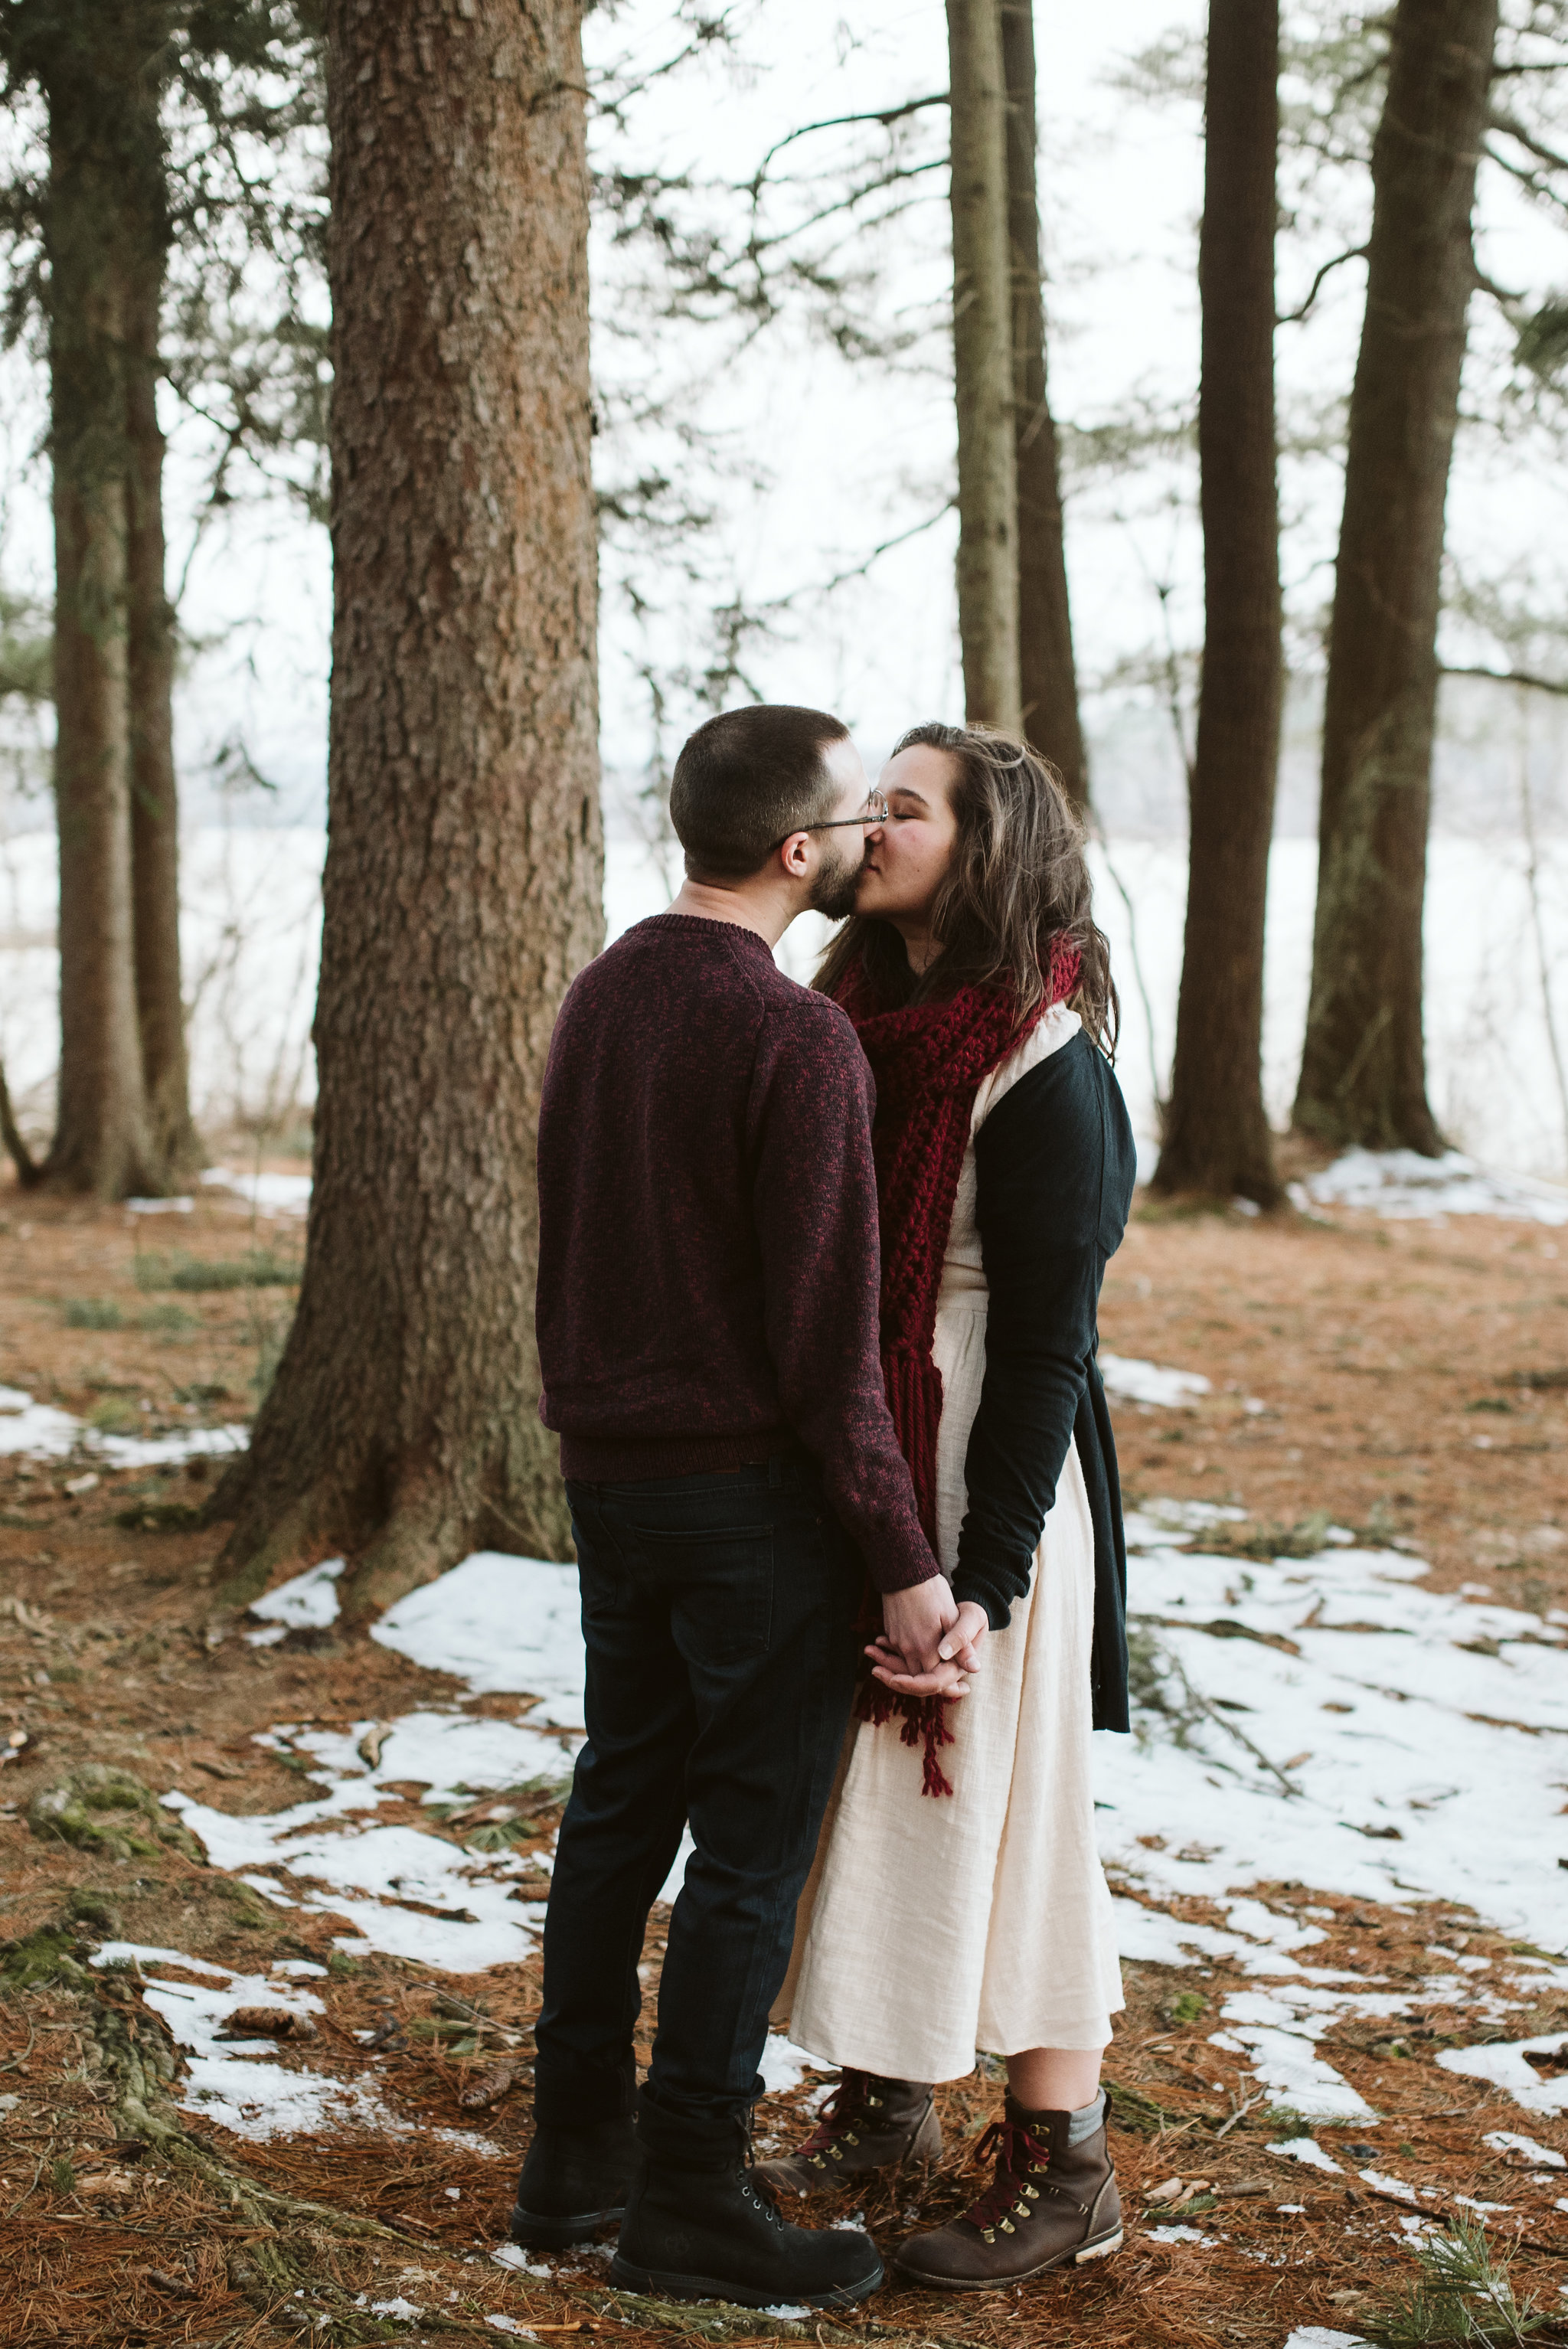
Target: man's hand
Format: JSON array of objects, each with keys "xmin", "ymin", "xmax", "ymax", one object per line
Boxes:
[
  {"xmin": 868, "ymin": 1598, "xmax": 989, "ymax": 1699},
  {"xmin": 878, "ymin": 1574, "xmax": 959, "ymax": 1678}
]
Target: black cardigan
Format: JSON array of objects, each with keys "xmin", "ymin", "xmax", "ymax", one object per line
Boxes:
[{"xmin": 947, "ymin": 1029, "xmax": 1137, "ymax": 1733}]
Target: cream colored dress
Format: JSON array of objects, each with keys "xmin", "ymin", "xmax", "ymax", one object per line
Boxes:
[{"xmin": 782, "ymin": 1005, "xmax": 1125, "ymax": 2083}]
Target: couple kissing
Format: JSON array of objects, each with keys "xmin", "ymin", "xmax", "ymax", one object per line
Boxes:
[{"xmin": 521, "ymin": 702, "xmax": 1135, "ymax": 2307}]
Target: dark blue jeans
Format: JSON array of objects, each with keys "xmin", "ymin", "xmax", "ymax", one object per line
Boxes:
[{"xmin": 534, "ymin": 1455, "xmax": 860, "ymax": 2145}]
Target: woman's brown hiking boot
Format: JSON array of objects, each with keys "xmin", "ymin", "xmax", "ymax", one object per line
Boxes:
[
  {"xmin": 894, "ymin": 2093, "xmax": 1122, "ymax": 2289},
  {"xmin": 756, "ymin": 2071, "xmax": 942, "ymax": 2196}
]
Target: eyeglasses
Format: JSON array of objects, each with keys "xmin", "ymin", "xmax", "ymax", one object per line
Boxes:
[{"xmin": 769, "ymin": 789, "xmax": 889, "ymax": 853}]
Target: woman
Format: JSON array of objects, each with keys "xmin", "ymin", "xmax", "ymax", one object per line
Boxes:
[{"xmin": 764, "ymin": 723, "xmax": 1136, "ymax": 2290}]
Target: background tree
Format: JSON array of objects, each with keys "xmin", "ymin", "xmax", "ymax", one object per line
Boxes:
[
  {"xmin": 1001, "ymin": 0, "xmax": 1086, "ymax": 807},
  {"xmin": 0, "ymin": 1, "xmax": 322, "ymax": 1199},
  {"xmin": 1154, "ymin": 0, "xmax": 1283, "ymax": 1206},
  {"xmin": 947, "ymin": 0, "xmax": 1020, "ymax": 731},
  {"xmin": 1294, "ymin": 0, "xmax": 1501, "ymax": 1155},
  {"xmin": 212, "ymin": 0, "xmax": 603, "ymax": 1616},
  {"xmin": 31, "ymin": 5, "xmax": 162, "ymax": 1197}
]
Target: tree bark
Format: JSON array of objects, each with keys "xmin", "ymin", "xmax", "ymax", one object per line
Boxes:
[
  {"xmin": 1001, "ymin": 0, "xmax": 1086, "ymax": 809},
  {"xmin": 947, "ymin": 0, "xmax": 1021, "ymax": 731},
  {"xmin": 41, "ymin": 18, "xmax": 158, "ymax": 1201},
  {"xmin": 1293, "ymin": 0, "xmax": 1498, "ymax": 1155},
  {"xmin": 1153, "ymin": 0, "xmax": 1284, "ymax": 1205},
  {"xmin": 213, "ymin": 0, "xmax": 603, "ymax": 1617},
  {"xmin": 126, "ymin": 172, "xmax": 201, "ymax": 1181}
]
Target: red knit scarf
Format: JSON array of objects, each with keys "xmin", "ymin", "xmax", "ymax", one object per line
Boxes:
[{"xmin": 834, "ymin": 939, "xmax": 1081, "ymax": 1795}]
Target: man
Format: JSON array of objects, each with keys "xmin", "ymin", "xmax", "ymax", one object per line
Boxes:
[{"xmin": 518, "ymin": 705, "xmax": 961, "ymax": 2308}]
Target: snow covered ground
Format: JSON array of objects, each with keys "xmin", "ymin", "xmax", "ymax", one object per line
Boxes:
[{"xmin": 123, "ymin": 1470, "xmax": 1568, "ymax": 2160}]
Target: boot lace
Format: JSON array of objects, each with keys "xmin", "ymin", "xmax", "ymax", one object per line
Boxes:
[
  {"xmin": 793, "ymin": 2069, "xmax": 880, "ymax": 2162},
  {"xmin": 959, "ymin": 2119, "xmax": 1053, "ymax": 2236}
]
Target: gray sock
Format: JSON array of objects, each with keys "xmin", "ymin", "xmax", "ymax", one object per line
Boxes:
[{"xmin": 1066, "ymin": 2090, "xmax": 1106, "ymax": 2146}]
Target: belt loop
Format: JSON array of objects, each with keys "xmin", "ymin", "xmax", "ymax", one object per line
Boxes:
[{"xmin": 767, "ymin": 1452, "xmax": 784, "ymax": 1490}]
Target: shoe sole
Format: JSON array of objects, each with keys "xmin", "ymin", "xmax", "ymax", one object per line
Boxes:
[
  {"xmin": 609, "ymin": 2251, "xmax": 885, "ymax": 2308},
  {"xmin": 894, "ymin": 2226, "xmax": 1123, "ymax": 2291},
  {"xmin": 510, "ymin": 2200, "xmax": 626, "ymax": 2249}
]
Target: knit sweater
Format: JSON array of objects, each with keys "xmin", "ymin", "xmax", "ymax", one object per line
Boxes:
[{"xmin": 534, "ymin": 913, "xmax": 940, "ymax": 1596}]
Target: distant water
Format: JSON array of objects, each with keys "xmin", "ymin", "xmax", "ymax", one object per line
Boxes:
[{"xmin": 3, "ymin": 823, "xmax": 1565, "ymax": 1188}]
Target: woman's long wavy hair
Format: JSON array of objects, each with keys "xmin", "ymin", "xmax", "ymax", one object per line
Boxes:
[{"xmin": 813, "ymin": 722, "xmax": 1119, "ymax": 1057}]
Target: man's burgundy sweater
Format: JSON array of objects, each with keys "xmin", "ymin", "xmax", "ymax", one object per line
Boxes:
[{"xmin": 535, "ymin": 913, "xmax": 938, "ymax": 1595}]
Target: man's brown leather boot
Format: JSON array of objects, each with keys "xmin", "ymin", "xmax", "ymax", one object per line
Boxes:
[
  {"xmin": 757, "ymin": 2071, "xmax": 942, "ymax": 2196},
  {"xmin": 894, "ymin": 2093, "xmax": 1121, "ymax": 2289}
]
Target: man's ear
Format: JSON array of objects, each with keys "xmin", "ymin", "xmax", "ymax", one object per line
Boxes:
[{"xmin": 777, "ymin": 831, "xmax": 810, "ymax": 877}]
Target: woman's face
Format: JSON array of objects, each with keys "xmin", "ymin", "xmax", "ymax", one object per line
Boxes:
[{"xmin": 854, "ymin": 745, "xmax": 960, "ymax": 927}]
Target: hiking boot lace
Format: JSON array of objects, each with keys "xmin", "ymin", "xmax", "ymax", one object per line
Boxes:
[
  {"xmin": 960, "ymin": 2119, "xmax": 1053, "ymax": 2236},
  {"xmin": 793, "ymin": 2070, "xmax": 879, "ymax": 2167}
]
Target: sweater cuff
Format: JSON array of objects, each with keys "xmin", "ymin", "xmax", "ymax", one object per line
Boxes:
[{"xmin": 951, "ymin": 1569, "xmax": 1017, "ymax": 1632}]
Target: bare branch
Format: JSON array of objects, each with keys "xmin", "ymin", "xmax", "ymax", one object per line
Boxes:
[
  {"xmin": 1440, "ymin": 661, "xmax": 1568, "ymax": 697},
  {"xmin": 746, "ymin": 92, "xmax": 950, "ymax": 196},
  {"xmin": 1276, "ymin": 244, "xmax": 1367, "ymax": 325}
]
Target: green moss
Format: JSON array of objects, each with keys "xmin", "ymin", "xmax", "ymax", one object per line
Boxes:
[
  {"xmin": 62, "ymin": 1299, "xmax": 123, "ymax": 1330},
  {"xmin": 26, "ymin": 1765, "xmax": 207, "ymax": 1864},
  {"xmin": 2, "ymin": 1924, "xmax": 92, "ymax": 1990}
]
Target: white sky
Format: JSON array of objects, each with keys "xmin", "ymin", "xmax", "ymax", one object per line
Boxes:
[{"xmin": 1, "ymin": 1, "xmax": 1566, "ymax": 826}]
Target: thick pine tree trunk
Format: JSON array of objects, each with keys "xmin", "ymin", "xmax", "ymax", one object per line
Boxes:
[
  {"xmin": 1001, "ymin": 0, "xmax": 1086, "ymax": 809},
  {"xmin": 126, "ymin": 217, "xmax": 201, "ymax": 1181},
  {"xmin": 1293, "ymin": 0, "xmax": 1498, "ymax": 1154},
  {"xmin": 42, "ymin": 31, "xmax": 157, "ymax": 1201},
  {"xmin": 947, "ymin": 0, "xmax": 1021, "ymax": 731},
  {"xmin": 214, "ymin": 0, "xmax": 603, "ymax": 1617},
  {"xmin": 1154, "ymin": 0, "xmax": 1284, "ymax": 1205}
]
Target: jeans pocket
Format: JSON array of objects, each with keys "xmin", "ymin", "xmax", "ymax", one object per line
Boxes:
[{"xmin": 628, "ymin": 1523, "xmax": 776, "ymax": 1665}]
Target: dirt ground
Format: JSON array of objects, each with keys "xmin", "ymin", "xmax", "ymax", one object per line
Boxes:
[{"xmin": 3, "ymin": 1173, "xmax": 1568, "ymax": 2347}]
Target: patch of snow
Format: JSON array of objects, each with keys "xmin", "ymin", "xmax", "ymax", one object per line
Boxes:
[
  {"xmin": 760, "ymin": 2037, "xmax": 831, "ymax": 2095},
  {"xmin": 1301, "ymin": 1148, "xmax": 1568, "ymax": 1226},
  {"xmin": 245, "ymin": 1625, "xmax": 288, "ymax": 1648},
  {"xmin": 1144, "ymin": 2223, "xmax": 1214, "ymax": 2244},
  {"xmin": 88, "ymin": 1942, "xmax": 401, "ymax": 2143},
  {"xmin": 1099, "ymin": 1354, "xmax": 1211, "ymax": 1408},
  {"xmin": 373, "ymin": 1553, "xmax": 586, "ymax": 1724},
  {"xmin": 0, "ymin": 1387, "xmax": 88, "ymax": 1459},
  {"xmin": 201, "ymin": 1165, "xmax": 312, "ymax": 1215},
  {"xmin": 1268, "ymin": 2138, "xmax": 1343, "ymax": 2174},
  {"xmin": 1485, "ymin": 2130, "xmax": 1566, "ymax": 2167},
  {"xmin": 0, "ymin": 1386, "xmax": 249, "ymax": 1468},
  {"xmin": 1284, "ymin": 2333, "xmax": 1368, "ymax": 2349},
  {"xmin": 487, "ymin": 2321, "xmax": 537, "ymax": 2338},
  {"xmin": 1099, "ymin": 1513, "xmax": 1568, "ymax": 1952},
  {"xmin": 249, "ymin": 1558, "xmax": 345, "ymax": 1632},
  {"xmin": 1438, "ymin": 2036, "xmax": 1568, "ymax": 2115},
  {"xmin": 491, "ymin": 2246, "xmax": 552, "ymax": 2279},
  {"xmin": 126, "ymin": 1196, "xmax": 193, "ymax": 1214},
  {"xmin": 93, "ymin": 1423, "xmax": 250, "ymax": 1469},
  {"xmin": 1358, "ymin": 2170, "xmax": 1418, "ymax": 2203}
]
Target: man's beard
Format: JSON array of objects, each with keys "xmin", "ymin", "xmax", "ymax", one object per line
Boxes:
[{"xmin": 809, "ymin": 838, "xmax": 865, "ymax": 922}]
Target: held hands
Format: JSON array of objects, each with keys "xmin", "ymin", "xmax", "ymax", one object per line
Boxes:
[{"xmin": 872, "ymin": 1576, "xmax": 988, "ymax": 1700}]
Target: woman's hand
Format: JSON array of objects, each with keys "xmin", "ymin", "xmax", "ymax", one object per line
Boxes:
[{"xmin": 865, "ymin": 1600, "xmax": 988, "ymax": 1698}]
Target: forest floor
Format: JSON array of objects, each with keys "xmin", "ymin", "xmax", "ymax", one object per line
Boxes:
[{"xmin": 2, "ymin": 1169, "xmax": 1568, "ymax": 2349}]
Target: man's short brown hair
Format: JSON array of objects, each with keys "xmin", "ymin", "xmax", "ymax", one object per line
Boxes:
[{"xmin": 669, "ymin": 705, "xmax": 850, "ymax": 881}]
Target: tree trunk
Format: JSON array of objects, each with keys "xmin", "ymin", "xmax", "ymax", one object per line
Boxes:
[
  {"xmin": 41, "ymin": 25, "xmax": 157, "ymax": 1201},
  {"xmin": 213, "ymin": 0, "xmax": 604, "ymax": 1618},
  {"xmin": 1153, "ymin": 0, "xmax": 1284, "ymax": 1205},
  {"xmin": 126, "ymin": 188, "xmax": 201, "ymax": 1181},
  {"xmin": 1293, "ymin": 0, "xmax": 1498, "ymax": 1155},
  {"xmin": 1001, "ymin": 0, "xmax": 1086, "ymax": 809},
  {"xmin": 947, "ymin": 0, "xmax": 1021, "ymax": 731}
]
